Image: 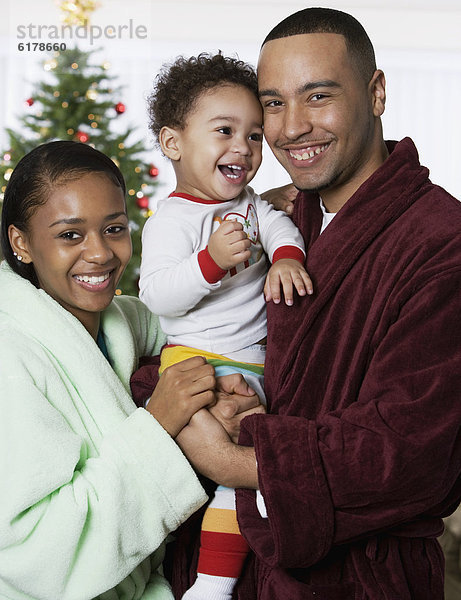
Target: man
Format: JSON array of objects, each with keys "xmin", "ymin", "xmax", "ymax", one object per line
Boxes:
[{"xmin": 171, "ymin": 8, "xmax": 461, "ymax": 599}]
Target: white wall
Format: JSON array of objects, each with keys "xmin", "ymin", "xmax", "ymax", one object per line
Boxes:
[{"xmin": 2, "ymin": 0, "xmax": 461, "ymax": 201}]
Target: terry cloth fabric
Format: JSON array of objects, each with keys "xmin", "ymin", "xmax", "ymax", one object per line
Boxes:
[
  {"xmin": 131, "ymin": 354, "xmax": 162, "ymax": 407},
  {"xmin": 167, "ymin": 138, "xmax": 461, "ymax": 600},
  {"xmin": 235, "ymin": 138, "xmax": 461, "ymax": 599},
  {"xmin": 0, "ymin": 262, "xmax": 208, "ymax": 600}
]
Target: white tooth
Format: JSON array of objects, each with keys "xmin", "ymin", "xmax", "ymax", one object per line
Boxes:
[
  {"xmin": 76, "ymin": 273, "xmax": 109, "ymax": 283},
  {"xmin": 291, "ymin": 145, "xmax": 327, "ymax": 161}
]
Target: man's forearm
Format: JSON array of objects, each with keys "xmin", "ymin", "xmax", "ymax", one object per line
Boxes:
[
  {"xmin": 175, "ymin": 409, "xmax": 259, "ymax": 489},
  {"xmin": 218, "ymin": 444, "xmax": 259, "ymax": 489}
]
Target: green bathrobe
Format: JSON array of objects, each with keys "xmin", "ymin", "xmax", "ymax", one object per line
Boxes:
[{"xmin": 0, "ymin": 262, "xmax": 207, "ymax": 599}]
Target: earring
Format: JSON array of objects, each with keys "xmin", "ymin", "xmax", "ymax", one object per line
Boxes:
[{"xmin": 13, "ymin": 252, "xmax": 23, "ymax": 262}]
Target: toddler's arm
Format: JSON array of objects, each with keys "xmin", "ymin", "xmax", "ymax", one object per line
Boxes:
[
  {"xmin": 251, "ymin": 190, "xmax": 312, "ymax": 305},
  {"xmin": 140, "ymin": 211, "xmax": 251, "ymax": 318},
  {"xmin": 139, "ymin": 213, "xmax": 222, "ymax": 317}
]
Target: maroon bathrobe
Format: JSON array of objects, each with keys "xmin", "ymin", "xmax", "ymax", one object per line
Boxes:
[
  {"xmin": 233, "ymin": 138, "xmax": 461, "ymax": 599},
  {"xmin": 161, "ymin": 137, "xmax": 461, "ymax": 599}
]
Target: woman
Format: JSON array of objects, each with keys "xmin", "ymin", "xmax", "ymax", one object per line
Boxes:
[{"xmin": 0, "ymin": 140, "xmax": 258, "ymax": 599}]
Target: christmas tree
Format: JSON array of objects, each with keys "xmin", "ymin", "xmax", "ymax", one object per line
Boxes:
[{"xmin": 0, "ymin": 46, "xmax": 160, "ymax": 296}]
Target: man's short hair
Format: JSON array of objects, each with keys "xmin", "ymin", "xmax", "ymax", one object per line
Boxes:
[{"xmin": 262, "ymin": 7, "xmax": 376, "ymax": 83}]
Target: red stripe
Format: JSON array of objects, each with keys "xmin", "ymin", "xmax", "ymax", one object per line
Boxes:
[
  {"xmin": 198, "ymin": 548, "xmax": 249, "ymax": 577},
  {"xmin": 198, "ymin": 531, "xmax": 249, "ymax": 577},
  {"xmin": 168, "ymin": 191, "xmax": 223, "ymax": 204},
  {"xmin": 198, "ymin": 247, "xmax": 228, "ymax": 283},
  {"xmin": 200, "ymin": 530, "xmax": 249, "ymax": 553},
  {"xmin": 272, "ymin": 245, "xmax": 305, "ymax": 264}
]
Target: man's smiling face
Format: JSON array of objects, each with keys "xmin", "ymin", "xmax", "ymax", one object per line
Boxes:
[{"xmin": 258, "ymin": 33, "xmax": 384, "ymax": 207}]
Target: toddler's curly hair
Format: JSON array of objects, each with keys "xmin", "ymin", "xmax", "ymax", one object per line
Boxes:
[{"xmin": 148, "ymin": 52, "xmax": 258, "ymax": 145}]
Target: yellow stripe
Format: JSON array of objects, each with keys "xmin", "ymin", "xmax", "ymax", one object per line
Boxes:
[
  {"xmin": 160, "ymin": 346, "xmax": 223, "ymax": 373},
  {"xmin": 159, "ymin": 345, "xmax": 263, "ymax": 373},
  {"xmin": 202, "ymin": 507, "xmax": 241, "ymax": 535}
]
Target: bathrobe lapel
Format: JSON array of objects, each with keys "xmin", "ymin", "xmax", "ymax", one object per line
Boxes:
[{"xmin": 266, "ymin": 138, "xmax": 432, "ymax": 402}]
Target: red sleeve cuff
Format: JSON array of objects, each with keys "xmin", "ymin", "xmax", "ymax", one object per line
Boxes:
[
  {"xmin": 198, "ymin": 247, "xmax": 228, "ymax": 283},
  {"xmin": 272, "ymin": 245, "xmax": 305, "ymax": 265}
]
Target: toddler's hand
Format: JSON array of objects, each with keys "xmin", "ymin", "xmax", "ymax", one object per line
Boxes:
[
  {"xmin": 211, "ymin": 373, "xmax": 265, "ymax": 443},
  {"xmin": 208, "ymin": 220, "xmax": 251, "ymax": 270},
  {"xmin": 264, "ymin": 259, "xmax": 313, "ymax": 306}
]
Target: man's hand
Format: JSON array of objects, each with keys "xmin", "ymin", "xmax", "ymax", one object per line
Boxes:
[
  {"xmin": 264, "ymin": 259, "xmax": 313, "ymax": 305},
  {"xmin": 176, "ymin": 409, "xmax": 259, "ymax": 489},
  {"xmin": 211, "ymin": 373, "xmax": 265, "ymax": 442},
  {"xmin": 145, "ymin": 356, "xmax": 216, "ymax": 437},
  {"xmin": 208, "ymin": 220, "xmax": 251, "ymax": 270},
  {"xmin": 260, "ymin": 183, "xmax": 298, "ymax": 214}
]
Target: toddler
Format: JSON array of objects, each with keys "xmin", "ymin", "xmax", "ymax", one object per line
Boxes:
[{"xmin": 140, "ymin": 52, "xmax": 312, "ymax": 600}]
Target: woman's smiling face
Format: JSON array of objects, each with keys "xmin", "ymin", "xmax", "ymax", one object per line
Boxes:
[{"xmin": 11, "ymin": 171, "xmax": 132, "ymax": 337}]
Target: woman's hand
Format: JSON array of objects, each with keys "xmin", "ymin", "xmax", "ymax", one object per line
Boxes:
[
  {"xmin": 260, "ymin": 182, "xmax": 298, "ymax": 214},
  {"xmin": 145, "ymin": 356, "xmax": 216, "ymax": 437},
  {"xmin": 176, "ymin": 409, "xmax": 259, "ymax": 489},
  {"xmin": 210, "ymin": 373, "xmax": 265, "ymax": 442}
]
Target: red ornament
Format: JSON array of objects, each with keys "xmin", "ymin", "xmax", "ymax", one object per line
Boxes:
[
  {"xmin": 76, "ymin": 130, "xmax": 90, "ymax": 143},
  {"xmin": 115, "ymin": 102, "xmax": 126, "ymax": 114},
  {"xmin": 25, "ymin": 98, "xmax": 34, "ymax": 106},
  {"xmin": 148, "ymin": 164, "xmax": 159, "ymax": 178},
  {"xmin": 136, "ymin": 195, "xmax": 149, "ymax": 209}
]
